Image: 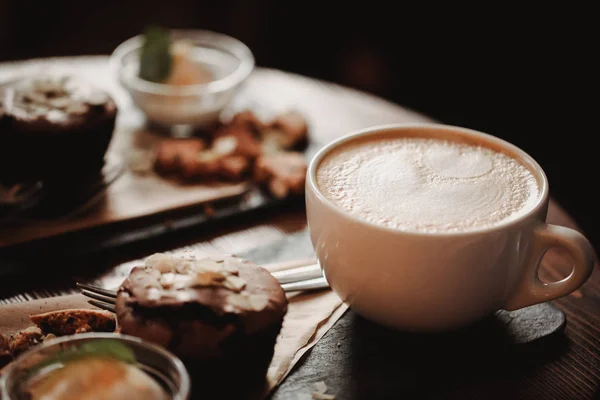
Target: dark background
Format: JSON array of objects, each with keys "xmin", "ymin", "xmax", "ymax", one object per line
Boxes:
[{"xmin": 0, "ymin": 1, "xmax": 597, "ymax": 248}]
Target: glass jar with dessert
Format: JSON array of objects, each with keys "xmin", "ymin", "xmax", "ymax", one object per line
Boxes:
[
  {"xmin": 0, "ymin": 332, "xmax": 190, "ymax": 400},
  {"xmin": 110, "ymin": 27, "xmax": 255, "ymax": 136}
]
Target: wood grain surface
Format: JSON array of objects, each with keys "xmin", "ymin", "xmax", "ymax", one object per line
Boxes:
[{"xmin": 1, "ymin": 57, "xmax": 599, "ymax": 400}]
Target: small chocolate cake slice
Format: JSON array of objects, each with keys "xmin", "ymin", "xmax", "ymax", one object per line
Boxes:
[
  {"xmin": 116, "ymin": 253, "xmax": 287, "ymax": 387},
  {"xmin": 0, "ymin": 74, "xmax": 117, "ymax": 183},
  {"xmin": 30, "ymin": 309, "xmax": 116, "ymax": 336}
]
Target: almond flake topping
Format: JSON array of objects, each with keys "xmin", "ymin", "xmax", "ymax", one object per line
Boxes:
[
  {"xmin": 247, "ymin": 293, "xmax": 270, "ymax": 311},
  {"xmin": 7, "ymin": 75, "xmax": 109, "ymax": 119},
  {"xmin": 189, "ymin": 270, "xmax": 227, "ymax": 287},
  {"xmin": 144, "ymin": 253, "xmax": 248, "ymax": 294},
  {"xmin": 222, "ymin": 275, "xmax": 246, "ymax": 292}
]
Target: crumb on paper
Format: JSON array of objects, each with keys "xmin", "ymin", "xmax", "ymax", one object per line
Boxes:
[
  {"xmin": 312, "ymin": 393, "xmax": 335, "ymax": 400},
  {"xmin": 314, "ymin": 381, "xmax": 327, "ymax": 394},
  {"xmin": 312, "ymin": 381, "xmax": 335, "ymax": 399}
]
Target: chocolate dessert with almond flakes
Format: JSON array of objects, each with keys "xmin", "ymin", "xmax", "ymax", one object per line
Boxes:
[
  {"xmin": 0, "ymin": 74, "xmax": 117, "ymax": 183},
  {"xmin": 150, "ymin": 110, "xmax": 309, "ymax": 194},
  {"xmin": 115, "ymin": 252, "xmax": 287, "ymax": 384}
]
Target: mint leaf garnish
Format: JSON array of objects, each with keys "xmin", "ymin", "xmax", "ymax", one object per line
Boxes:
[
  {"xmin": 27, "ymin": 339, "xmax": 136, "ymax": 377},
  {"xmin": 139, "ymin": 25, "xmax": 172, "ymax": 83},
  {"xmin": 76, "ymin": 340, "xmax": 136, "ymax": 363}
]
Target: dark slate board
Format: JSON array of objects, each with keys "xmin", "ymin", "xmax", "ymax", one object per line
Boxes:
[
  {"xmin": 270, "ymin": 305, "xmax": 566, "ymax": 400},
  {"xmin": 241, "ymin": 232, "xmax": 569, "ymax": 400}
]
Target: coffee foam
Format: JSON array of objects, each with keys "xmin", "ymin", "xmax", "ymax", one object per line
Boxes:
[{"xmin": 316, "ymin": 136, "xmax": 540, "ymax": 233}]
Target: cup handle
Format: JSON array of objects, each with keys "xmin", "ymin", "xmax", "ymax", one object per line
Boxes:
[{"xmin": 504, "ymin": 223, "xmax": 596, "ymax": 310}]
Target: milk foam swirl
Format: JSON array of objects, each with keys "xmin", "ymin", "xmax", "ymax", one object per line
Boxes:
[{"xmin": 316, "ymin": 137, "xmax": 540, "ymax": 233}]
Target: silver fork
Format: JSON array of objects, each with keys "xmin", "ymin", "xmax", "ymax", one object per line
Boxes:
[{"xmin": 77, "ymin": 263, "xmax": 328, "ymax": 312}]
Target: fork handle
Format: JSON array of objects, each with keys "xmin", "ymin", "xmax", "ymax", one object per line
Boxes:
[
  {"xmin": 281, "ymin": 276, "xmax": 329, "ymax": 292},
  {"xmin": 271, "ymin": 263, "xmax": 322, "ymax": 284}
]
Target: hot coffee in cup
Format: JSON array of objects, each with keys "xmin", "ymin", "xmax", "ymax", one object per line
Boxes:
[
  {"xmin": 316, "ymin": 133, "xmax": 540, "ymax": 233},
  {"xmin": 306, "ymin": 123, "xmax": 595, "ymax": 331}
]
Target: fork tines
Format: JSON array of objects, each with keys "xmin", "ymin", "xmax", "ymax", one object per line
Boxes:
[
  {"xmin": 76, "ymin": 283, "xmax": 117, "ymax": 313},
  {"xmin": 87, "ymin": 299, "xmax": 116, "ymax": 313}
]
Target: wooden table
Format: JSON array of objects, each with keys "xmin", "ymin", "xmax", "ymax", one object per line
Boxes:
[{"xmin": 1, "ymin": 57, "xmax": 599, "ymax": 400}]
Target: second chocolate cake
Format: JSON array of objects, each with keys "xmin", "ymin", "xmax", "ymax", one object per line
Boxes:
[
  {"xmin": 0, "ymin": 74, "xmax": 117, "ymax": 184},
  {"xmin": 116, "ymin": 252, "xmax": 287, "ymax": 388}
]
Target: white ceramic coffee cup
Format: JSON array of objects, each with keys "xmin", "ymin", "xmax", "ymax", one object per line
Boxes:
[{"xmin": 305, "ymin": 123, "xmax": 596, "ymax": 331}]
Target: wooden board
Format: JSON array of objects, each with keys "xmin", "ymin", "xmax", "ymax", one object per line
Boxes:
[
  {"xmin": 0, "ymin": 56, "xmax": 431, "ymax": 261},
  {"xmin": 0, "ymin": 58, "xmax": 297, "ymax": 249}
]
